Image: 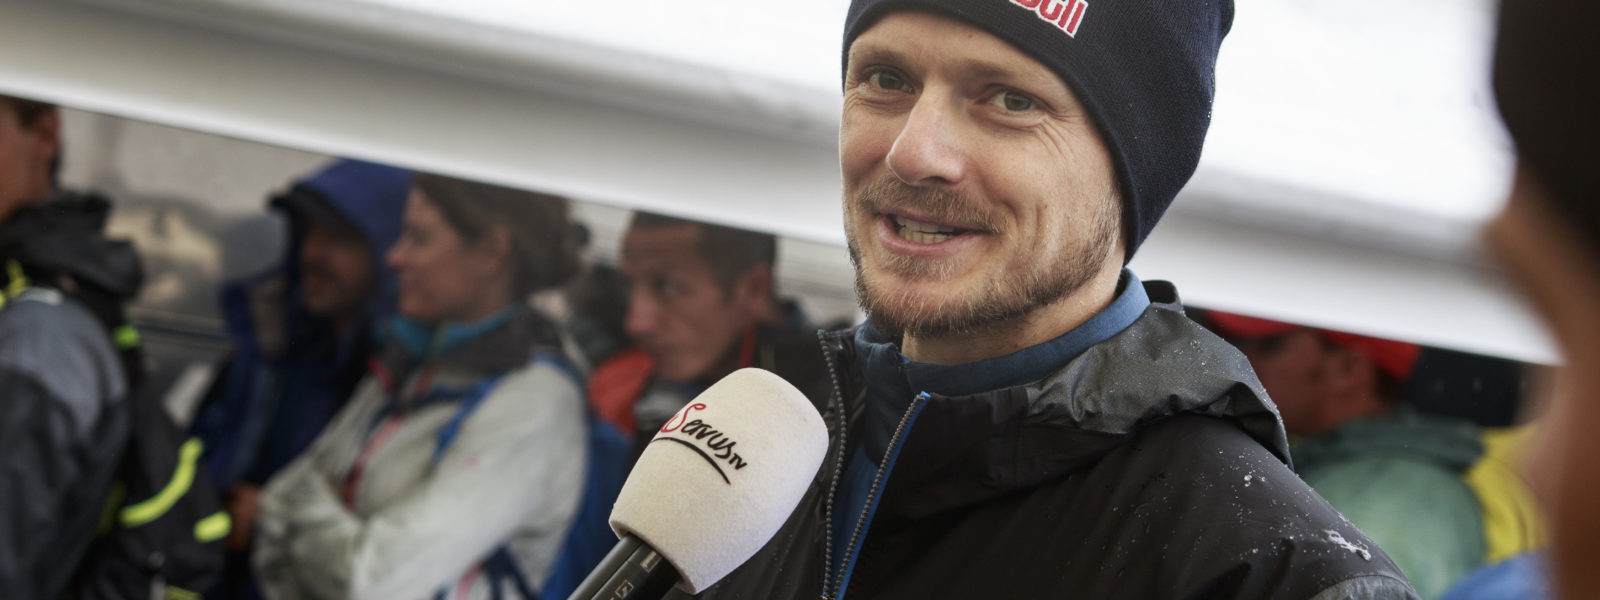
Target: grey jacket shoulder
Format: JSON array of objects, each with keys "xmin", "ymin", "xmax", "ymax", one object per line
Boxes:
[
  {"xmin": 0, "ymin": 289, "xmax": 130, "ymax": 599},
  {"xmin": 0, "ymin": 289, "xmax": 125, "ymax": 432},
  {"xmin": 1310, "ymin": 575, "xmax": 1422, "ymax": 600}
]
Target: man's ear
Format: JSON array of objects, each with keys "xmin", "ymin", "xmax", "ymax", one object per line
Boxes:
[
  {"xmin": 732, "ymin": 264, "xmax": 774, "ymax": 321},
  {"xmin": 479, "ymin": 226, "xmax": 513, "ymax": 272},
  {"xmin": 29, "ymin": 107, "xmax": 61, "ymax": 169}
]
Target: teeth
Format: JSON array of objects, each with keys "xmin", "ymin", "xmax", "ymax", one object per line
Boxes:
[
  {"xmin": 901, "ymin": 230, "xmax": 954, "ymax": 244},
  {"xmin": 891, "ymin": 215, "xmax": 961, "ymax": 244},
  {"xmin": 894, "ymin": 216, "xmax": 957, "ymax": 234}
]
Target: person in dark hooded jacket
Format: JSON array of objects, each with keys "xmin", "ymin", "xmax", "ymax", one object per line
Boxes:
[
  {"xmin": 0, "ymin": 96, "xmax": 144, "ymax": 599},
  {"xmin": 187, "ymin": 159, "xmax": 411, "ymax": 599},
  {"xmin": 667, "ymin": 2, "xmax": 1419, "ymax": 598}
]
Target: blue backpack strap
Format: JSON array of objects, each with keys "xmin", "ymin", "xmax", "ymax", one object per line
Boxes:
[
  {"xmin": 429, "ymin": 351, "xmax": 585, "ymax": 599},
  {"xmin": 428, "ymin": 378, "xmax": 505, "ymax": 468},
  {"xmin": 530, "ymin": 352, "xmax": 584, "ymax": 391},
  {"xmin": 533, "ymin": 352, "xmax": 634, "ymax": 600},
  {"xmin": 484, "ymin": 547, "xmax": 540, "ymax": 600}
]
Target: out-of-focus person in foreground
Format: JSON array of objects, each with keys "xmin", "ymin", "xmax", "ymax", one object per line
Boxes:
[
  {"xmin": 252, "ymin": 174, "xmax": 587, "ymax": 599},
  {"xmin": 672, "ymin": 1, "xmax": 1418, "ymax": 598},
  {"xmin": 0, "ymin": 96, "xmax": 144, "ymax": 599},
  {"xmin": 1482, "ymin": 0, "xmax": 1600, "ymax": 598}
]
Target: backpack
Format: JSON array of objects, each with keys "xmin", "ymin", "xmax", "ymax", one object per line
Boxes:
[
  {"xmin": 23, "ymin": 273, "xmax": 232, "ymax": 600},
  {"xmin": 425, "ymin": 352, "xmax": 631, "ymax": 600},
  {"xmin": 0, "ymin": 197, "xmax": 229, "ymax": 599},
  {"xmin": 67, "ymin": 383, "xmax": 231, "ymax": 600}
]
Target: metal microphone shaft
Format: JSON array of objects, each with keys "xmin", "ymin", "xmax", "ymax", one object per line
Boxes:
[{"xmin": 567, "ymin": 536, "xmax": 681, "ymax": 600}]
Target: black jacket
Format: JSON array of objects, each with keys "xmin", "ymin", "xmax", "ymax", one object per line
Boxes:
[
  {"xmin": 0, "ymin": 193, "xmax": 140, "ymax": 598},
  {"xmin": 674, "ymin": 281, "xmax": 1418, "ymax": 599}
]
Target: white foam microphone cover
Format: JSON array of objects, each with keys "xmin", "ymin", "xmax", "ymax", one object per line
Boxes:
[{"xmin": 609, "ymin": 368, "xmax": 829, "ymax": 593}]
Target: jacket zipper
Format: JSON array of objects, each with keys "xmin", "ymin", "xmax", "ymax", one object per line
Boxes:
[
  {"xmin": 818, "ymin": 330, "xmax": 929, "ymax": 600},
  {"xmin": 819, "ymin": 330, "xmax": 850, "ymax": 600}
]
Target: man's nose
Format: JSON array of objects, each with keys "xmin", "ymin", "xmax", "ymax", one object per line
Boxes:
[
  {"xmin": 384, "ymin": 241, "xmax": 405, "ymax": 270},
  {"xmin": 300, "ymin": 232, "xmax": 327, "ymax": 263},
  {"xmin": 885, "ymin": 94, "xmax": 968, "ymax": 187},
  {"xmin": 624, "ymin": 289, "xmax": 660, "ymax": 338}
]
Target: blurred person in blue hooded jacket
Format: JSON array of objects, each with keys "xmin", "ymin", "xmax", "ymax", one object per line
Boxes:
[{"xmin": 188, "ymin": 159, "xmax": 411, "ymax": 598}]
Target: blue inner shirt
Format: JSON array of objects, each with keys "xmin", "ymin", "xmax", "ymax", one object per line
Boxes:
[{"xmin": 828, "ymin": 270, "xmax": 1152, "ymax": 591}]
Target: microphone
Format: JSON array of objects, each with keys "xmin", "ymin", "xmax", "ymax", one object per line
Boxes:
[{"xmin": 566, "ymin": 368, "xmax": 829, "ymax": 600}]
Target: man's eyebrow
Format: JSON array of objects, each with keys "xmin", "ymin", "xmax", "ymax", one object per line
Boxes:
[
  {"xmin": 845, "ymin": 45, "xmax": 909, "ymax": 72},
  {"xmin": 847, "ymin": 44, "xmax": 1067, "ymax": 92},
  {"xmin": 959, "ymin": 59, "xmax": 1066, "ymax": 92}
]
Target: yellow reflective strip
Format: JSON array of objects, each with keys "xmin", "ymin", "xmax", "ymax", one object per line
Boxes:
[
  {"xmin": 5, "ymin": 259, "xmax": 27, "ymax": 297},
  {"xmin": 96, "ymin": 482, "xmax": 127, "ymax": 535},
  {"xmin": 120, "ymin": 438, "xmax": 203, "ymax": 527},
  {"xmin": 112, "ymin": 324, "xmax": 141, "ymax": 349},
  {"xmin": 195, "ymin": 510, "xmax": 232, "ymax": 543},
  {"xmin": 165, "ymin": 586, "xmax": 202, "ymax": 600}
]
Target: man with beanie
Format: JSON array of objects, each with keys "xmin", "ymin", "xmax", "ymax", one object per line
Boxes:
[
  {"xmin": 187, "ymin": 159, "xmax": 411, "ymax": 599},
  {"xmin": 672, "ymin": 2, "xmax": 1417, "ymax": 598},
  {"xmin": 1480, "ymin": 0, "xmax": 1600, "ymax": 598}
]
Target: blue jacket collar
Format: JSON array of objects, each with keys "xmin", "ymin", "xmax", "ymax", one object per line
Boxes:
[
  {"xmin": 854, "ymin": 270, "xmax": 1151, "ymax": 463},
  {"xmin": 388, "ymin": 306, "xmax": 521, "ymax": 361}
]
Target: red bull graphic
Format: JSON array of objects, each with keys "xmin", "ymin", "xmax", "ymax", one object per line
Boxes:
[{"xmin": 1010, "ymin": 0, "xmax": 1089, "ymax": 38}]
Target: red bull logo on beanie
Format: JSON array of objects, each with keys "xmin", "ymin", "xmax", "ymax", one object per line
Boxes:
[{"xmin": 1010, "ymin": 0, "xmax": 1089, "ymax": 37}]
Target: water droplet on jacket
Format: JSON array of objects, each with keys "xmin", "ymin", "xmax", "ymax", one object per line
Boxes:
[{"xmin": 1324, "ymin": 530, "xmax": 1372, "ymax": 561}]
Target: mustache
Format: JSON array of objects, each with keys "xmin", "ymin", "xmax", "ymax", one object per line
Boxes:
[
  {"xmin": 853, "ymin": 178, "xmax": 1003, "ymax": 232},
  {"xmin": 301, "ymin": 260, "xmax": 338, "ymax": 283}
]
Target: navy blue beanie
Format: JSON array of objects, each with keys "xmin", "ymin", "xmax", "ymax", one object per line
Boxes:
[{"xmin": 844, "ymin": 0, "xmax": 1234, "ymax": 261}]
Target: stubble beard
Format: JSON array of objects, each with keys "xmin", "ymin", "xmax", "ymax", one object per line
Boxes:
[{"xmin": 846, "ymin": 178, "xmax": 1119, "ymax": 340}]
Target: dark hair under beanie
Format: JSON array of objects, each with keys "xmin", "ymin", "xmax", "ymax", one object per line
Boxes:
[
  {"xmin": 1493, "ymin": 0, "xmax": 1600, "ymax": 259},
  {"xmin": 844, "ymin": 0, "xmax": 1234, "ymax": 261}
]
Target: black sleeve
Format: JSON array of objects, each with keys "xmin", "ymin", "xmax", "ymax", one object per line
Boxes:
[{"xmin": 0, "ymin": 366, "xmax": 103, "ymax": 598}]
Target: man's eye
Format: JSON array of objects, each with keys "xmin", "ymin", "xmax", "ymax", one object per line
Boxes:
[
  {"xmin": 993, "ymin": 90, "xmax": 1036, "ymax": 112},
  {"xmin": 654, "ymin": 279, "xmax": 682, "ymax": 299},
  {"xmin": 868, "ymin": 70, "xmax": 907, "ymax": 91}
]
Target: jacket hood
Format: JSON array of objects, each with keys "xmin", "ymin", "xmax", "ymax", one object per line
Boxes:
[
  {"xmin": 275, "ymin": 159, "xmax": 411, "ymax": 321},
  {"xmin": 0, "ymin": 190, "xmax": 142, "ymax": 300},
  {"xmin": 832, "ymin": 280, "xmax": 1289, "ymax": 521},
  {"xmin": 1292, "ymin": 408, "xmax": 1484, "ymax": 475},
  {"xmin": 221, "ymin": 160, "xmax": 411, "ymax": 358}
]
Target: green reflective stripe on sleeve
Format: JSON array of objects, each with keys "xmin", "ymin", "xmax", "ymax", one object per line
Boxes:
[
  {"xmin": 195, "ymin": 510, "xmax": 232, "ymax": 543},
  {"xmin": 165, "ymin": 586, "xmax": 202, "ymax": 600},
  {"xmin": 112, "ymin": 324, "xmax": 141, "ymax": 349},
  {"xmin": 5, "ymin": 259, "xmax": 28, "ymax": 298},
  {"xmin": 96, "ymin": 482, "xmax": 127, "ymax": 536},
  {"xmin": 120, "ymin": 438, "xmax": 203, "ymax": 527}
]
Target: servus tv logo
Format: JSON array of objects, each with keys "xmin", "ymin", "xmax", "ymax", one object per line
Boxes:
[
  {"xmin": 658, "ymin": 403, "xmax": 749, "ymax": 485},
  {"xmin": 1010, "ymin": 0, "xmax": 1089, "ymax": 38}
]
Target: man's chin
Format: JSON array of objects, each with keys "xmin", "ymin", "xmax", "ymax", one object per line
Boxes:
[{"xmin": 859, "ymin": 281, "xmax": 980, "ymax": 337}]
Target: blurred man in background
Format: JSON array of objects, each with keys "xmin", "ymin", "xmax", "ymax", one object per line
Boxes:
[
  {"xmin": 597, "ymin": 212, "xmax": 828, "ymax": 455},
  {"xmin": 1206, "ymin": 313, "xmax": 1545, "ymax": 599},
  {"xmin": 0, "ymin": 95, "xmax": 144, "ymax": 598},
  {"xmin": 188, "ymin": 159, "xmax": 410, "ymax": 598}
]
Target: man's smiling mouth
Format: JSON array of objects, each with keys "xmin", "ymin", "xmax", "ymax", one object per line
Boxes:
[{"xmin": 891, "ymin": 215, "xmax": 968, "ymax": 244}]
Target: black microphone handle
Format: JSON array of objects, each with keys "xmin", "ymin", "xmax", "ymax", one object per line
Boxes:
[{"xmin": 567, "ymin": 535, "xmax": 683, "ymax": 600}]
